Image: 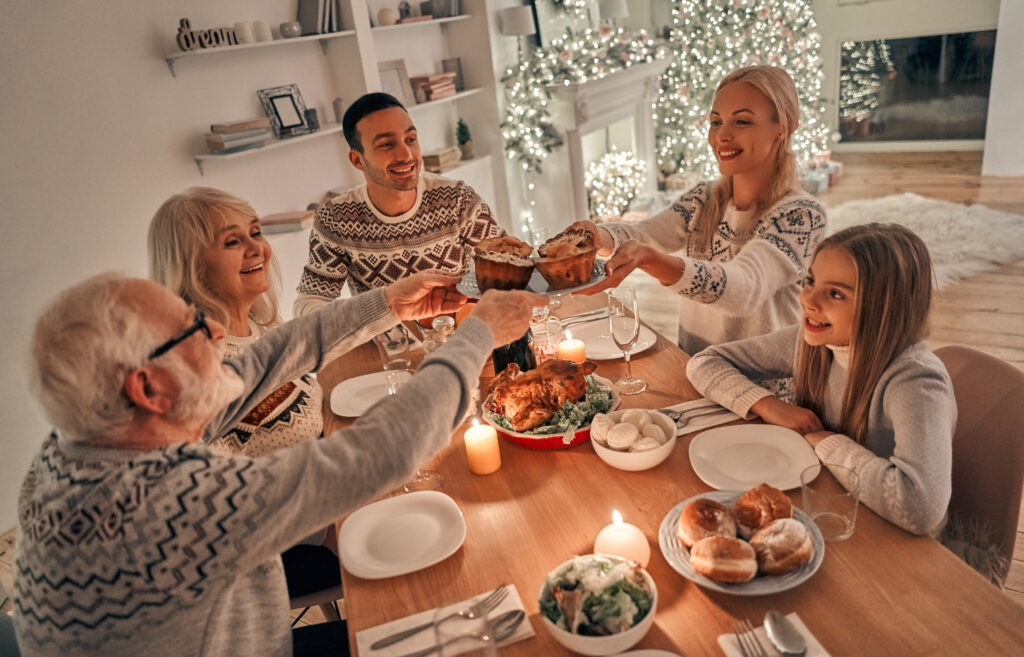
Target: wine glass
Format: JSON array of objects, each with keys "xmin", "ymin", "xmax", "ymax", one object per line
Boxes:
[
  {"xmin": 387, "ymin": 370, "xmax": 444, "ymax": 492},
  {"xmin": 607, "ymin": 288, "xmax": 647, "ymax": 395},
  {"xmin": 375, "ymin": 324, "xmax": 412, "ymax": 372}
]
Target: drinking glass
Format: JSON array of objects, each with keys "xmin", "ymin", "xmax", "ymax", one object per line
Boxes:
[
  {"xmin": 607, "ymin": 288, "xmax": 647, "ymax": 394},
  {"xmin": 387, "ymin": 370, "xmax": 444, "ymax": 492},
  {"xmin": 434, "ymin": 606, "xmax": 498, "ymax": 657},
  {"xmin": 375, "ymin": 325, "xmax": 412, "ymax": 372},
  {"xmin": 800, "ymin": 463, "xmax": 859, "ymax": 541}
]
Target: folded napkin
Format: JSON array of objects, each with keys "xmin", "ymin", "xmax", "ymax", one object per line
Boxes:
[
  {"xmin": 356, "ymin": 584, "xmax": 535, "ymax": 657},
  {"xmin": 717, "ymin": 613, "xmax": 830, "ymax": 657},
  {"xmin": 664, "ymin": 398, "xmax": 742, "ymax": 436}
]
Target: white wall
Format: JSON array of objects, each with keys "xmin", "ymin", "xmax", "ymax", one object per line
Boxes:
[
  {"xmin": 982, "ymin": 0, "xmax": 1024, "ymax": 176},
  {"xmin": 0, "ymin": 0, "xmax": 367, "ymax": 529}
]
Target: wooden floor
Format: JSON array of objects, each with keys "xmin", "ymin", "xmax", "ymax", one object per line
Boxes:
[{"xmin": 1, "ymin": 152, "xmax": 1022, "ymax": 623}]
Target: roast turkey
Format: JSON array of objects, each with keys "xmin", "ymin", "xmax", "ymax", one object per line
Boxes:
[{"xmin": 485, "ymin": 358, "xmax": 598, "ymax": 432}]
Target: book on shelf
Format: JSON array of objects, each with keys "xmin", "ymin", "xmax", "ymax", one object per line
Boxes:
[
  {"xmin": 423, "ymin": 160, "xmax": 462, "ymax": 173},
  {"xmin": 424, "ymin": 84, "xmax": 456, "ymax": 101},
  {"xmin": 205, "ymin": 129, "xmax": 272, "ymax": 149},
  {"xmin": 422, "ymin": 145, "xmax": 461, "ymax": 169},
  {"xmin": 210, "ymin": 118, "xmax": 271, "ymax": 134},
  {"xmin": 410, "ymin": 72, "xmax": 457, "ymax": 103},
  {"xmin": 209, "ymin": 141, "xmax": 267, "ymax": 155},
  {"xmin": 410, "ymin": 72, "xmax": 457, "ymax": 86},
  {"xmin": 260, "ymin": 210, "xmax": 316, "ymax": 234}
]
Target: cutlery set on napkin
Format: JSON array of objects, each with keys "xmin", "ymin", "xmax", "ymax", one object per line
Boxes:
[
  {"xmin": 718, "ymin": 613, "xmax": 830, "ymax": 657},
  {"xmin": 660, "ymin": 398, "xmax": 742, "ymax": 435}
]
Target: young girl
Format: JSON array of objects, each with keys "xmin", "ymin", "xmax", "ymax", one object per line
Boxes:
[
  {"xmin": 686, "ymin": 223, "xmax": 955, "ymax": 536},
  {"xmin": 574, "ymin": 65, "xmax": 826, "ymax": 354}
]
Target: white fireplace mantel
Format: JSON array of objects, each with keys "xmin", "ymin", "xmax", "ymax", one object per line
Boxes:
[{"xmin": 547, "ymin": 58, "xmax": 670, "ymax": 220}]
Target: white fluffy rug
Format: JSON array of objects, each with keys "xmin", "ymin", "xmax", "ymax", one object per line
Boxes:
[{"xmin": 827, "ymin": 193, "xmax": 1024, "ymax": 289}]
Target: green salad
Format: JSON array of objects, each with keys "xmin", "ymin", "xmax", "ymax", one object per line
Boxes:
[
  {"xmin": 539, "ymin": 555, "xmax": 653, "ymax": 636},
  {"xmin": 488, "ymin": 375, "xmax": 615, "ymax": 443}
]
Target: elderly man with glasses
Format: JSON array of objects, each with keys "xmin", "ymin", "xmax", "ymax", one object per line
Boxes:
[{"xmin": 13, "ymin": 270, "xmax": 544, "ymax": 657}]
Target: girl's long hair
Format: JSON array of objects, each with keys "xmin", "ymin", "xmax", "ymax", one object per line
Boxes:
[
  {"xmin": 795, "ymin": 223, "xmax": 934, "ymax": 443},
  {"xmin": 148, "ymin": 187, "xmax": 281, "ymax": 331},
  {"xmin": 694, "ymin": 65, "xmax": 801, "ymax": 254}
]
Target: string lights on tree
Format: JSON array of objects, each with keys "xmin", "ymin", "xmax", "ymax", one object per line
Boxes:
[
  {"xmin": 655, "ymin": 0, "xmax": 833, "ymax": 178},
  {"xmin": 585, "ymin": 149, "xmax": 647, "ymax": 219},
  {"xmin": 840, "ymin": 39, "xmax": 894, "ymax": 121}
]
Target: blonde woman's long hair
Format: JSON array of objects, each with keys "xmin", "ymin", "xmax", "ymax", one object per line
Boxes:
[
  {"xmin": 794, "ymin": 223, "xmax": 933, "ymax": 444},
  {"xmin": 148, "ymin": 187, "xmax": 281, "ymax": 332},
  {"xmin": 694, "ymin": 65, "xmax": 801, "ymax": 254}
]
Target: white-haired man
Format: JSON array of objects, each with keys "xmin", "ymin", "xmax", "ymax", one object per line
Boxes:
[{"xmin": 13, "ymin": 270, "xmax": 544, "ymax": 657}]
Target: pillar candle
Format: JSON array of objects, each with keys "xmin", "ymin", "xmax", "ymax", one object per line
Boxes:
[
  {"xmin": 558, "ymin": 330, "xmax": 586, "ymax": 363},
  {"xmin": 464, "ymin": 421, "xmax": 501, "ymax": 475},
  {"xmin": 253, "ymin": 20, "xmax": 273, "ymax": 41},
  {"xmin": 234, "ymin": 21, "xmax": 255, "ymax": 44},
  {"xmin": 594, "ymin": 510, "xmax": 650, "ymax": 567}
]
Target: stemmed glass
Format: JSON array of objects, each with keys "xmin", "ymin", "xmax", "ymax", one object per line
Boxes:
[
  {"xmin": 386, "ymin": 368, "xmax": 444, "ymax": 492},
  {"xmin": 375, "ymin": 325, "xmax": 412, "ymax": 372},
  {"xmin": 607, "ymin": 288, "xmax": 647, "ymax": 395}
]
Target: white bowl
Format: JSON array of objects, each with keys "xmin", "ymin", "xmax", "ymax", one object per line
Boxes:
[
  {"xmin": 538, "ymin": 554, "xmax": 658, "ymax": 656},
  {"xmin": 591, "ymin": 409, "xmax": 677, "ymax": 471}
]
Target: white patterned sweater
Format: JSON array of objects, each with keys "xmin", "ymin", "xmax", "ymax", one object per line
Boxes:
[
  {"xmin": 686, "ymin": 324, "xmax": 955, "ymax": 535},
  {"xmin": 602, "ymin": 182, "xmax": 826, "ymax": 354},
  {"xmin": 13, "ymin": 289, "xmax": 494, "ymax": 657},
  {"xmin": 213, "ymin": 324, "xmax": 324, "ymax": 457},
  {"xmin": 294, "ymin": 171, "xmax": 503, "ymax": 317}
]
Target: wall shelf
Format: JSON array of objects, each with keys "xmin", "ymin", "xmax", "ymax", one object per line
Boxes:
[
  {"xmin": 407, "ymin": 87, "xmax": 482, "ymax": 112},
  {"xmin": 371, "ymin": 14, "xmax": 470, "ymax": 33},
  {"xmin": 164, "ymin": 31, "xmax": 356, "ymax": 77},
  {"xmin": 194, "ymin": 122, "xmax": 345, "ymax": 174}
]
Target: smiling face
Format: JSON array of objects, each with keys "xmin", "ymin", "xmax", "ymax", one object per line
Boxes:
[
  {"xmin": 799, "ymin": 247, "xmax": 859, "ymax": 347},
  {"xmin": 349, "ymin": 106, "xmax": 420, "ymax": 204},
  {"xmin": 199, "ymin": 210, "xmax": 272, "ymax": 315},
  {"xmin": 708, "ymin": 81, "xmax": 784, "ymax": 179}
]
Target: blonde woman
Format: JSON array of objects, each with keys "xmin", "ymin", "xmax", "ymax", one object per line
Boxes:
[
  {"xmin": 149, "ymin": 187, "xmax": 323, "ymax": 458},
  {"xmin": 576, "ymin": 66, "xmax": 826, "ymax": 354},
  {"xmin": 687, "ymin": 224, "xmax": 955, "ymax": 535}
]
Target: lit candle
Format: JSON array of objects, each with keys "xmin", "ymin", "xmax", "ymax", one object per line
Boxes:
[
  {"xmin": 464, "ymin": 420, "xmax": 501, "ymax": 475},
  {"xmin": 594, "ymin": 510, "xmax": 650, "ymax": 567},
  {"xmin": 558, "ymin": 330, "xmax": 587, "ymax": 363}
]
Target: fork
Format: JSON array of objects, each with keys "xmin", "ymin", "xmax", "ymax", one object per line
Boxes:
[
  {"xmin": 370, "ymin": 583, "xmax": 510, "ymax": 649},
  {"xmin": 733, "ymin": 619, "xmax": 769, "ymax": 657}
]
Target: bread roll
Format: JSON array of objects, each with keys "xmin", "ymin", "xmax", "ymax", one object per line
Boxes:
[
  {"xmin": 606, "ymin": 423, "xmax": 639, "ymax": 450},
  {"xmin": 689, "ymin": 536, "xmax": 757, "ymax": 583},
  {"xmin": 750, "ymin": 518, "xmax": 813, "ymax": 575},
  {"xmin": 677, "ymin": 498, "xmax": 737, "ymax": 547},
  {"xmin": 732, "ymin": 483, "xmax": 793, "ymax": 539},
  {"xmin": 621, "ymin": 409, "xmax": 651, "ymax": 431},
  {"xmin": 629, "ymin": 437, "xmax": 661, "ymax": 452},
  {"xmin": 590, "ymin": 413, "xmax": 614, "ymax": 445},
  {"xmin": 642, "ymin": 423, "xmax": 667, "ymax": 444}
]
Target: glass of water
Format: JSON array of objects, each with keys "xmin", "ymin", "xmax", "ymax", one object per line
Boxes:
[
  {"xmin": 607, "ymin": 287, "xmax": 647, "ymax": 395},
  {"xmin": 800, "ymin": 463, "xmax": 859, "ymax": 541},
  {"xmin": 387, "ymin": 370, "xmax": 444, "ymax": 493}
]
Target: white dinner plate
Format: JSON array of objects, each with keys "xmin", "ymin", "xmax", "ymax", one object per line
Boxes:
[
  {"xmin": 611, "ymin": 651, "xmax": 682, "ymax": 657},
  {"xmin": 330, "ymin": 371, "xmax": 392, "ymax": 417},
  {"xmin": 338, "ymin": 491, "xmax": 466, "ymax": 579},
  {"xmin": 658, "ymin": 490, "xmax": 825, "ymax": 596},
  {"xmin": 567, "ymin": 320, "xmax": 657, "ymax": 360},
  {"xmin": 457, "ymin": 259, "xmax": 606, "ymax": 299},
  {"xmin": 688, "ymin": 424, "xmax": 820, "ymax": 491}
]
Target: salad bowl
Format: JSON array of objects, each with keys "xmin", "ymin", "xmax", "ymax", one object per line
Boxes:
[{"xmin": 538, "ymin": 554, "xmax": 657, "ymax": 655}]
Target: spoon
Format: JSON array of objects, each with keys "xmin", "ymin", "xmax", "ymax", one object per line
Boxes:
[
  {"xmin": 398, "ymin": 609, "xmax": 525, "ymax": 657},
  {"xmin": 764, "ymin": 610, "xmax": 807, "ymax": 656}
]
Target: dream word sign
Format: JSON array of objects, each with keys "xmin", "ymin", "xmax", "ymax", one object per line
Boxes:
[{"xmin": 176, "ymin": 18, "xmax": 238, "ymax": 52}]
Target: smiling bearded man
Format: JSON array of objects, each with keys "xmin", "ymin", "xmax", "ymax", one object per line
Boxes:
[{"xmin": 294, "ymin": 92, "xmax": 505, "ymax": 316}]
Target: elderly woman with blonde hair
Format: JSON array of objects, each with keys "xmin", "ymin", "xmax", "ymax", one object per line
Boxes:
[
  {"xmin": 148, "ymin": 187, "xmax": 321, "ymax": 457},
  {"xmin": 576, "ymin": 65, "xmax": 827, "ymax": 356}
]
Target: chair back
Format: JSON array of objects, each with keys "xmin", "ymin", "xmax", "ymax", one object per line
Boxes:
[
  {"xmin": 935, "ymin": 345, "xmax": 1024, "ymax": 583},
  {"xmin": 0, "ymin": 609, "xmax": 20, "ymax": 657}
]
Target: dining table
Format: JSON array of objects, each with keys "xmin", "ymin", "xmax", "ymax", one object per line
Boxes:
[{"xmin": 319, "ymin": 293, "xmax": 1024, "ymax": 656}]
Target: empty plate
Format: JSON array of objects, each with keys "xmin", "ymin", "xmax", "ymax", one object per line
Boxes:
[
  {"xmin": 338, "ymin": 491, "xmax": 466, "ymax": 579},
  {"xmin": 568, "ymin": 320, "xmax": 657, "ymax": 360},
  {"xmin": 688, "ymin": 424, "xmax": 820, "ymax": 491},
  {"xmin": 330, "ymin": 371, "xmax": 391, "ymax": 417}
]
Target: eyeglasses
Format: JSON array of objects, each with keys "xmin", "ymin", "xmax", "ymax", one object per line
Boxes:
[{"xmin": 148, "ymin": 307, "xmax": 212, "ymax": 360}]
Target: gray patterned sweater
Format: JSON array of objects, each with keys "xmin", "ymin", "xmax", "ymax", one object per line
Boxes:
[
  {"xmin": 13, "ymin": 289, "xmax": 494, "ymax": 657},
  {"xmin": 686, "ymin": 324, "xmax": 955, "ymax": 535},
  {"xmin": 294, "ymin": 172, "xmax": 503, "ymax": 316},
  {"xmin": 603, "ymin": 182, "xmax": 825, "ymax": 354}
]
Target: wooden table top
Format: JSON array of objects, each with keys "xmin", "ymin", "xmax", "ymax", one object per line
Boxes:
[{"xmin": 321, "ymin": 295, "xmax": 1024, "ymax": 656}]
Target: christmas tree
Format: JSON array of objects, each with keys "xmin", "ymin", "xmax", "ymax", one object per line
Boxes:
[
  {"xmin": 839, "ymin": 39, "xmax": 894, "ymax": 121},
  {"xmin": 655, "ymin": 0, "xmax": 832, "ymax": 178}
]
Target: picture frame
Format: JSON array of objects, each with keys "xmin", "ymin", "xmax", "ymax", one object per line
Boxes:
[
  {"xmin": 442, "ymin": 57, "xmax": 464, "ymax": 92},
  {"xmin": 257, "ymin": 84, "xmax": 312, "ymax": 138},
  {"xmin": 528, "ymin": 0, "xmax": 594, "ymax": 47},
  {"xmin": 378, "ymin": 59, "xmax": 415, "ymax": 106}
]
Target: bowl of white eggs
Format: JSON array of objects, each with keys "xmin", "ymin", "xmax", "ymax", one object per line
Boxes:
[{"xmin": 589, "ymin": 408, "xmax": 677, "ymax": 471}]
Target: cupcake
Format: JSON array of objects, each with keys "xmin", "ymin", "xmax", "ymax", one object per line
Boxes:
[
  {"xmin": 473, "ymin": 236, "xmax": 536, "ymax": 291},
  {"xmin": 534, "ymin": 229, "xmax": 598, "ymax": 290}
]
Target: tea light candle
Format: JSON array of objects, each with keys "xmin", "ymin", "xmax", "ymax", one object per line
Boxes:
[
  {"xmin": 464, "ymin": 420, "xmax": 501, "ymax": 475},
  {"xmin": 594, "ymin": 510, "xmax": 650, "ymax": 567},
  {"xmin": 558, "ymin": 330, "xmax": 586, "ymax": 363}
]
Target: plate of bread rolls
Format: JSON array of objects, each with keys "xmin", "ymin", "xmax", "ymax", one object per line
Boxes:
[{"xmin": 657, "ymin": 485, "xmax": 824, "ymax": 595}]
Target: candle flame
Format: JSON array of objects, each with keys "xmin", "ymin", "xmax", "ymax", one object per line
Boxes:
[
  {"xmin": 565, "ymin": 330, "xmax": 574, "ymax": 341},
  {"xmin": 471, "ymin": 418, "xmax": 480, "ymax": 428},
  {"xmin": 612, "ymin": 509, "xmax": 623, "ymax": 525}
]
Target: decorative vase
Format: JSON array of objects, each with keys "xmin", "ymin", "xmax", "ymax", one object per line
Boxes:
[
  {"xmin": 280, "ymin": 21, "xmax": 302, "ymax": 38},
  {"xmin": 253, "ymin": 20, "xmax": 272, "ymax": 41},
  {"xmin": 234, "ymin": 21, "xmax": 255, "ymax": 44},
  {"xmin": 459, "ymin": 141, "xmax": 473, "ymax": 160},
  {"xmin": 377, "ymin": 8, "xmax": 400, "ymax": 25}
]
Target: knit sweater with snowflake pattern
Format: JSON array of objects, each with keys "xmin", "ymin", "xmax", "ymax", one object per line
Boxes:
[
  {"xmin": 602, "ymin": 181, "xmax": 826, "ymax": 354},
  {"xmin": 294, "ymin": 171, "xmax": 503, "ymax": 317}
]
